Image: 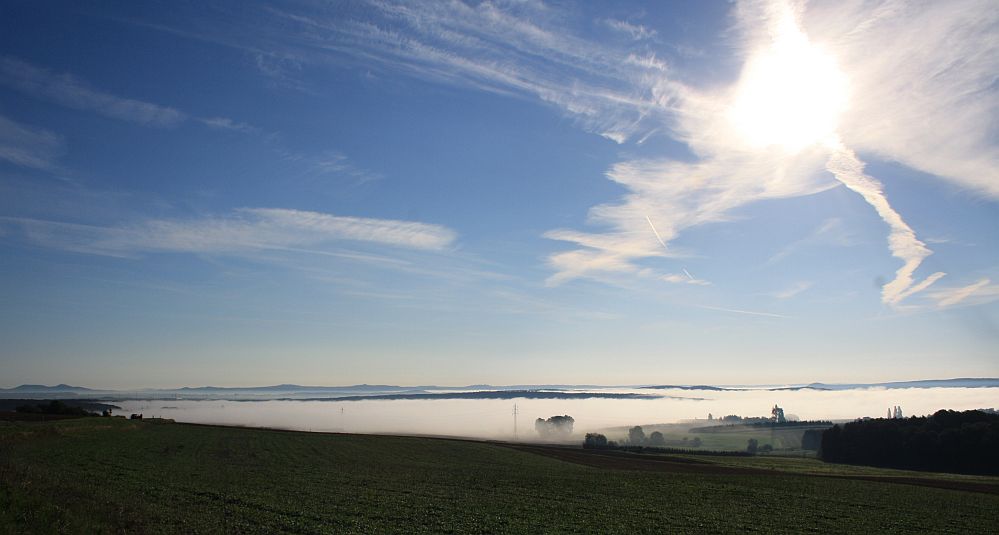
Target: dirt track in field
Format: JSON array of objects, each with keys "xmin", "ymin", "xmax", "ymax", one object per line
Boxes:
[{"xmin": 508, "ymin": 444, "xmax": 999, "ymax": 496}]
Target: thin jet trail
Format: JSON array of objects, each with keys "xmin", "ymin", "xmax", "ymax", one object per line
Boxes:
[
  {"xmin": 645, "ymin": 215, "xmax": 668, "ymax": 250},
  {"xmin": 648, "ymin": 215, "xmax": 697, "ymax": 281}
]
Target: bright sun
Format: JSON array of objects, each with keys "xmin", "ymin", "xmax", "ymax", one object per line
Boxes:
[{"xmin": 729, "ymin": 17, "xmax": 849, "ymax": 152}]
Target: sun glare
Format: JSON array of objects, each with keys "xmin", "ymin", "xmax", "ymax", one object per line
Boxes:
[{"xmin": 730, "ymin": 19, "xmax": 849, "ymax": 152}]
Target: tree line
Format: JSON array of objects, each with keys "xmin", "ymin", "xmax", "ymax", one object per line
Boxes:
[
  {"xmin": 535, "ymin": 415, "xmax": 574, "ymax": 439},
  {"xmin": 15, "ymin": 400, "xmax": 92, "ymax": 416},
  {"xmin": 820, "ymin": 409, "xmax": 999, "ymax": 475},
  {"xmin": 582, "ymin": 432, "xmax": 748, "ymax": 456}
]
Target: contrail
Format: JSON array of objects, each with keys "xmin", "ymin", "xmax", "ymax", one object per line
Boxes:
[
  {"xmin": 825, "ymin": 138, "xmax": 945, "ymax": 306},
  {"xmin": 695, "ymin": 304, "xmax": 788, "ymax": 318},
  {"xmin": 645, "ymin": 215, "xmax": 668, "ymax": 250},
  {"xmin": 647, "ymin": 217, "xmax": 699, "ymax": 282}
]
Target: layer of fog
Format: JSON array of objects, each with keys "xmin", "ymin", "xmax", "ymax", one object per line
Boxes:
[{"xmin": 113, "ymin": 387, "xmax": 998, "ymax": 441}]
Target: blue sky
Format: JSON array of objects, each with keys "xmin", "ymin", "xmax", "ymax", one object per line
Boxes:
[{"xmin": 1, "ymin": 0, "xmax": 996, "ymax": 388}]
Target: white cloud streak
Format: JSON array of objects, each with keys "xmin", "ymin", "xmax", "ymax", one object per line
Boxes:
[
  {"xmin": 603, "ymin": 19, "xmax": 657, "ymax": 41},
  {"xmin": 824, "ymin": 140, "xmax": 945, "ymax": 305},
  {"xmin": 0, "ymin": 114, "xmax": 62, "ymax": 171},
  {"xmin": 543, "ymin": 0, "xmax": 991, "ymax": 309},
  {"xmin": 927, "ymin": 278, "xmax": 999, "ymax": 308},
  {"xmin": 544, "ymin": 147, "xmax": 832, "ymax": 286},
  {"xmin": 695, "ymin": 304, "xmax": 788, "ymax": 319},
  {"xmin": 774, "ymin": 281, "xmax": 812, "ymax": 300},
  {"xmin": 199, "ymin": 117, "xmax": 259, "ymax": 133},
  {"xmin": 2, "ymin": 208, "xmax": 456, "ymax": 257},
  {"xmin": 281, "ymin": 150, "xmax": 383, "ymax": 183},
  {"xmin": 645, "ymin": 215, "xmax": 667, "ymax": 250},
  {"xmin": 0, "ymin": 56, "xmax": 257, "ymax": 135},
  {"xmin": 0, "ymin": 56, "xmax": 187, "ymax": 127},
  {"xmin": 662, "ymin": 273, "xmax": 710, "ymax": 286},
  {"xmin": 188, "ymin": 0, "xmax": 681, "ymax": 144},
  {"xmin": 114, "ymin": 1, "xmax": 996, "ymax": 307},
  {"xmin": 804, "ymin": 0, "xmax": 999, "ymax": 198}
]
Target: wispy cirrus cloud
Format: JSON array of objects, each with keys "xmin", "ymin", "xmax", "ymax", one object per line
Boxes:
[
  {"xmin": 134, "ymin": 0, "xmax": 678, "ymax": 144},
  {"xmin": 544, "ymin": 0, "xmax": 995, "ymax": 308},
  {"xmin": 2, "ymin": 208, "xmax": 456, "ymax": 258},
  {"xmin": 0, "ymin": 56, "xmax": 187, "ymax": 127},
  {"xmin": 0, "ymin": 114, "xmax": 62, "ymax": 171},
  {"xmin": 926, "ymin": 278, "xmax": 999, "ymax": 309},
  {"xmin": 544, "ymin": 147, "xmax": 833, "ymax": 286},
  {"xmin": 774, "ymin": 281, "xmax": 813, "ymax": 300},
  {"xmin": 603, "ymin": 19, "xmax": 657, "ymax": 41},
  {"xmin": 321, "ymin": 0, "xmax": 677, "ymax": 143},
  {"xmin": 198, "ymin": 116, "xmax": 259, "ymax": 134},
  {"xmin": 804, "ymin": 0, "xmax": 999, "ymax": 199},
  {"xmin": 825, "ymin": 141, "xmax": 946, "ymax": 305},
  {"xmin": 0, "ymin": 56, "xmax": 259, "ymax": 134},
  {"xmin": 279, "ymin": 150, "xmax": 383, "ymax": 184},
  {"xmin": 662, "ymin": 272, "xmax": 711, "ymax": 286},
  {"xmin": 114, "ymin": 1, "xmax": 996, "ymax": 309}
]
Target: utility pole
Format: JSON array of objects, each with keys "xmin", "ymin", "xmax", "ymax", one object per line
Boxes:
[{"xmin": 512, "ymin": 403, "xmax": 519, "ymax": 440}]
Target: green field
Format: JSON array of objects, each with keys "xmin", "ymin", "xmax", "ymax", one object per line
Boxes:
[
  {"xmin": 601, "ymin": 421, "xmax": 830, "ymax": 453},
  {"xmin": 2, "ymin": 418, "xmax": 997, "ymax": 533}
]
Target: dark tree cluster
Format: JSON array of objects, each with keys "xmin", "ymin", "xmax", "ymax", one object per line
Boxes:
[
  {"xmin": 582, "ymin": 433, "xmax": 748, "ymax": 456},
  {"xmin": 583, "ymin": 433, "xmax": 610, "ymax": 449},
  {"xmin": 15, "ymin": 400, "xmax": 91, "ymax": 416},
  {"xmin": 625, "ymin": 426, "xmax": 701, "ymax": 447},
  {"xmin": 535, "ymin": 415, "xmax": 574, "ymax": 439},
  {"xmin": 801, "ymin": 429, "xmax": 823, "ymax": 451},
  {"xmin": 628, "ymin": 426, "xmax": 646, "ymax": 445},
  {"xmin": 581, "ymin": 426, "xmax": 707, "ymax": 450},
  {"xmin": 820, "ymin": 410, "xmax": 999, "ymax": 475},
  {"xmin": 744, "ymin": 438, "xmax": 772, "ymax": 454}
]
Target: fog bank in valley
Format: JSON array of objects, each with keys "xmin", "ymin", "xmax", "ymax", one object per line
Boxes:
[{"xmin": 112, "ymin": 387, "xmax": 998, "ymax": 441}]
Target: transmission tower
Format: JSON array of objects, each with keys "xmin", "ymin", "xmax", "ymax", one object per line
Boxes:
[{"xmin": 512, "ymin": 403, "xmax": 519, "ymax": 439}]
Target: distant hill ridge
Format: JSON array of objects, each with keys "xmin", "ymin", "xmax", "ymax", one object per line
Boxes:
[
  {"xmin": 640, "ymin": 385, "xmax": 736, "ymax": 391},
  {"xmin": 801, "ymin": 378, "xmax": 999, "ymax": 390},
  {"xmin": 9, "ymin": 384, "xmax": 93, "ymax": 392},
  {"xmin": 3, "ymin": 378, "xmax": 997, "ymax": 394}
]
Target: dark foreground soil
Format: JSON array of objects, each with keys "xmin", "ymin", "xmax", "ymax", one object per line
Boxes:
[
  {"xmin": 509, "ymin": 444, "xmax": 774, "ymax": 474},
  {"xmin": 4, "ymin": 419, "xmax": 997, "ymax": 533},
  {"xmin": 0, "ymin": 411, "xmax": 87, "ymax": 422},
  {"xmin": 508, "ymin": 443, "xmax": 999, "ymax": 496}
]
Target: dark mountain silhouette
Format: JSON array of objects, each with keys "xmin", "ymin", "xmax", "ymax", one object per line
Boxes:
[
  {"xmin": 7, "ymin": 384, "xmax": 94, "ymax": 392},
  {"xmin": 2, "ymin": 378, "xmax": 995, "ymax": 399},
  {"xmin": 800, "ymin": 378, "xmax": 998, "ymax": 390},
  {"xmin": 640, "ymin": 385, "xmax": 738, "ymax": 391},
  {"xmin": 288, "ymin": 390, "xmax": 667, "ymax": 402}
]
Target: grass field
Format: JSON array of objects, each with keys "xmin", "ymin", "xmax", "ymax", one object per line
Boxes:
[
  {"xmin": 601, "ymin": 422, "xmax": 829, "ymax": 452},
  {"xmin": 2, "ymin": 418, "xmax": 997, "ymax": 533}
]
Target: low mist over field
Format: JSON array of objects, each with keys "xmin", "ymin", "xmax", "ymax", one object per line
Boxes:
[{"xmin": 107, "ymin": 386, "xmax": 997, "ymax": 440}]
